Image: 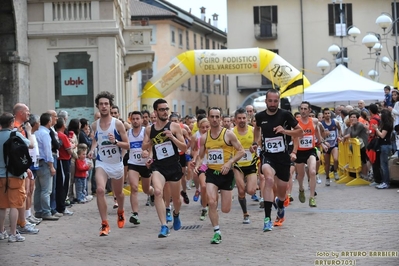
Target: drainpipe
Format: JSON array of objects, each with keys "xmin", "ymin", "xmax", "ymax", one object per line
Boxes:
[{"xmin": 300, "ymin": 0, "xmax": 305, "ymax": 74}]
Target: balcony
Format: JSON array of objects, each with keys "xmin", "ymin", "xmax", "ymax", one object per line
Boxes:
[{"xmin": 254, "ymin": 22, "xmax": 277, "ymax": 40}]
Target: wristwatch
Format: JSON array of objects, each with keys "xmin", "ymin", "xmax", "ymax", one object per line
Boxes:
[{"xmin": 113, "ymin": 139, "xmax": 118, "ymax": 145}]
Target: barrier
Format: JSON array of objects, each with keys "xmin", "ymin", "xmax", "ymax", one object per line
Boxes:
[
  {"xmin": 140, "ymin": 48, "xmax": 311, "ymax": 110},
  {"xmin": 337, "ymin": 138, "xmax": 370, "ymax": 186}
]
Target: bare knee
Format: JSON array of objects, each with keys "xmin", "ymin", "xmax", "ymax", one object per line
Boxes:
[
  {"xmin": 96, "ymin": 187, "xmax": 105, "ymax": 196},
  {"xmin": 154, "ymin": 188, "xmax": 163, "ymax": 198}
]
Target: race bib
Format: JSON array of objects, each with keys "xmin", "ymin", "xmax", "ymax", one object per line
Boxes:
[
  {"xmin": 264, "ymin": 136, "xmax": 285, "ymax": 153},
  {"xmin": 154, "ymin": 141, "xmax": 175, "ymax": 160},
  {"xmin": 299, "ymin": 135, "xmax": 313, "ymax": 149},
  {"xmin": 239, "ymin": 149, "xmax": 253, "ymax": 162},
  {"xmin": 130, "ymin": 150, "xmax": 145, "ymax": 165},
  {"xmin": 208, "ymin": 149, "xmax": 224, "ymax": 164},
  {"xmin": 99, "ymin": 146, "xmax": 120, "ymax": 164},
  {"xmin": 325, "ymin": 130, "xmax": 336, "ymax": 141}
]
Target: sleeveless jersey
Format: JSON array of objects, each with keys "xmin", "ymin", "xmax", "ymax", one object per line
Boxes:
[
  {"xmin": 127, "ymin": 127, "xmax": 146, "ymax": 166},
  {"xmin": 205, "ymin": 128, "xmax": 233, "ymax": 171},
  {"xmin": 95, "ymin": 117, "xmax": 122, "ymax": 164},
  {"xmin": 255, "ymin": 109, "xmax": 298, "ymax": 157},
  {"xmin": 233, "ymin": 126, "xmax": 256, "ymax": 167},
  {"xmin": 321, "ymin": 119, "xmax": 338, "ymax": 147},
  {"xmin": 297, "ymin": 118, "xmax": 316, "ymax": 151},
  {"xmin": 150, "ymin": 122, "xmax": 179, "ymax": 165}
]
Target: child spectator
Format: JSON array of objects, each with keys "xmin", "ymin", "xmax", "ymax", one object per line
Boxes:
[
  {"xmin": 75, "ymin": 146, "xmax": 92, "ymax": 203},
  {"xmin": 383, "ymin": 85, "xmax": 393, "ymax": 108}
]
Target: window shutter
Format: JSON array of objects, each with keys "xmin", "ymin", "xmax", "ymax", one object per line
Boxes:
[
  {"xmin": 272, "ymin": 6, "xmax": 278, "ymax": 23},
  {"xmin": 346, "ymin": 4, "xmax": 353, "ymax": 28},
  {"xmin": 328, "ymin": 4, "xmax": 334, "ymax": 36},
  {"xmin": 254, "ymin": 6, "xmax": 259, "ymax": 24}
]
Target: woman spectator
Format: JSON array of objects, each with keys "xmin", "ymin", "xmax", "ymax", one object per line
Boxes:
[
  {"xmin": 372, "ymin": 109, "xmax": 393, "ymax": 189},
  {"xmin": 343, "ymin": 110, "xmax": 369, "ymax": 179},
  {"xmin": 67, "ymin": 119, "xmax": 80, "ymax": 202}
]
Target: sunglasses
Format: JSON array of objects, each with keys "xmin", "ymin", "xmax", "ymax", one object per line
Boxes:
[{"xmin": 157, "ymin": 107, "xmax": 170, "ymax": 112}]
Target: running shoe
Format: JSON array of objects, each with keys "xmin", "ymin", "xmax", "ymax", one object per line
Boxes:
[
  {"xmin": 180, "ymin": 191, "xmax": 190, "ymax": 204},
  {"xmin": 273, "ymin": 216, "xmax": 285, "ymax": 227},
  {"xmin": 369, "ymin": 182, "xmax": 379, "ymax": 187},
  {"xmin": 200, "ymin": 208, "xmax": 208, "ymax": 221},
  {"xmin": 129, "ymin": 213, "xmax": 140, "ymax": 225},
  {"xmin": 376, "ymin": 182, "xmax": 389, "ymax": 189},
  {"xmin": 283, "ymin": 195, "xmax": 290, "ymax": 207},
  {"xmin": 173, "ymin": 213, "xmax": 181, "ymax": 230},
  {"xmin": 18, "ymin": 225, "xmax": 39, "ymax": 234},
  {"xmin": 99, "ymin": 222, "xmax": 110, "ymax": 236},
  {"xmin": 145, "ymin": 195, "xmax": 150, "ymax": 206},
  {"xmin": 334, "ymin": 172, "xmax": 339, "ymax": 180},
  {"xmin": 210, "ymin": 233, "xmax": 222, "ymax": 244},
  {"xmin": 309, "ymin": 197, "xmax": 317, "ymax": 207},
  {"xmin": 166, "ymin": 209, "xmax": 172, "ymax": 223},
  {"xmin": 150, "ymin": 195, "xmax": 155, "ymax": 206},
  {"xmin": 251, "ymin": 194, "xmax": 259, "ymax": 201},
  {"xmin": 263, "ymin": 217, "xmax": 273, "ymax": 232},
  {"xmin": 8, "ymin": 233, "xmax": 25, "ymax": 243},
  {"xmin": 325, "ymin": 178, "xmax": 331, "ymax": 187},
  {"xmin": 0, "ymin": 229, "xmax": 9, "ymax": 240},
  {"xmin": 243, "ymin": 214, "xmax": 251, "ymax": 224},
  {"xmin": 113, "ymin": 202, "xmax": 119, "ymax": 209},
  {"xmin": 26, "ymin": 216, "xmax": 41, "ymax": 225},
  {"xmin": 186, "ymin": 181, "xmax": 192, "ymax": 190},
  {"xmin": 117, "ymin": 210, "xmax": 125, "ymax": 228},
  {"xmin": 289, "ymin": 195, "xmax": 294, "ymax": 202},
  {"xmin": 259, "ymin": 198, "xmax": 264, "ymax": 208},
  {"xmin": 158, "ymin": 225, "xmax": 170, "ymax": 238},
  {"xmin": 193, "ymin": 190, "xmax": 200, "ymax": 202},
  {"xmin": 298, "ymin": 189, "xmax": 306, "ymax": 203},
  {"xmin": 316, "ymin": 174, "xmax": 322, "ymax": 184}
]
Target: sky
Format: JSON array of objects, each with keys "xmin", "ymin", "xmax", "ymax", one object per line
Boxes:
[{"xmin": 166, "ymin": 0, "xmax": 228, "ymax": 32}]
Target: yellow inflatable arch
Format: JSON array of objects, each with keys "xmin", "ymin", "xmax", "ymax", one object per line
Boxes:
[{"xmin": 141, "ymin": 48, "xmax": 310, "ymax": 110}]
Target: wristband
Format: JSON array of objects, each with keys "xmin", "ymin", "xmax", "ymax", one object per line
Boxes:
[
  {"xmin": 252, "ymin": 142, "xmax": 258, "ymax": 146},
  {"xmin": 291, "ymin": 151, "xmax": 297, "ymax": 155}
]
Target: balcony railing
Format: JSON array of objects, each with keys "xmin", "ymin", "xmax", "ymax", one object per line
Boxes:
[
  {"xmin": 53, "ymin": 1, "xmax": 91, "ymax": 21},
  {"xmin": 254, "ymin": 22, "xmax": 277, "ymax": 40}
]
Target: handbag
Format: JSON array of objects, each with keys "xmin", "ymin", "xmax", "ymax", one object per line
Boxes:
[{"xmin": 367, "ymin": 137, "xmax": 380, "ymax": 152}]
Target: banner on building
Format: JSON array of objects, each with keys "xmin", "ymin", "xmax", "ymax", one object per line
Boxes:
[{"xmin": 61, "ymin": 69, "xmax": 88, "ymax": 96}]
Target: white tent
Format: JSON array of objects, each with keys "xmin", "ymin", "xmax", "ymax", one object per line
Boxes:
[{"xmin": 290, "ymin": 64, "xmax": 387, "ymax": 107}]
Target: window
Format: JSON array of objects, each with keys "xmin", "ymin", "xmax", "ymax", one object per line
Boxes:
[
  {"xmin": 194, "ymin": 34, "xmax": 197, "ymax": 49},
  {"xmin": 171, "ymin": 26, "xmax": 175, "ymax": 45},
  {"xmin": 206, "ymin": 76, "xmax": 211, "ymax": 93},
  {"xmin": 141, "ymin": 68, "xmax": 153, "ymax": 93},
  {"xmin": 202, "ymin": 76, "xmax": 205, "ymax": 93},
  {"xmin": 253, "ymin": 6, "xmax": 278, "ymax": 39},
  {"xmin": 178, "ymin": 29, "xmax": 183, "ymax": 47},
  {"xmin": 205, "ymin": 38, "xmax": 210, "ymax": 49},
  {"xmin": 187, "ymin": 78, "xmax": 191, "ymax": 91},
  {"xmin": 200, "ymin": 36, "xmax": 204, "ymax": 49},
  {"xmin": 181, "ymin": 105, "xmax": 185, "ymax": 117},
  {"xmin": 328, "ymin": 3, "xmax": 352, "ymax": 36},
  {"xmin": 150, "ymin": 25, "xmax": 157, "ymax": 44},
  {"xmin": 212, "ymin": 40, "xmax": 215, "ymax": 49},
  {"xmin": 195, "ymin": 76, "xmax": 198, "ymax": 92},
  {"xmin": 186, "ymin": 30, "xmax": 189, "ymax": 49},
  {"xmin": 188, "ymin": 107, "xmax": 192, "ymax": 115}
]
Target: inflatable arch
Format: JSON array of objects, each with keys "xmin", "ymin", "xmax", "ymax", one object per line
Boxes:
[{"xmin": 141, "ymin": 48, "xmax": 310, "ymax": 110}]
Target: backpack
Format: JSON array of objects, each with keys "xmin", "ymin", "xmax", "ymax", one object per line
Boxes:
[{"xmin": 3, "ymin": 131, "xmax": 32, "ymax": 191}]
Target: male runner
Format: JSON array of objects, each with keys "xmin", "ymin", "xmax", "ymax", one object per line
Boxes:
[
  {"xmin": 252, "ymin": 89, "xmax": 303, "ymax": 231},
  {"xmin": 88, "ymin": 91, "xmax": 129, "ymax": 236},
  {"xmin": 195, "ymin": 107, "xmax": 244, "ymax": 244},
  {"xmin": 142, "ymin": 99, "xmax": 187, "ymax": 238},
  {"xmin": 232, "ymin": 108, "xmax": 258, "ymax": 224}
]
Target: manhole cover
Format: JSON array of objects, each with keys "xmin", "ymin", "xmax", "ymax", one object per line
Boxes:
[{"xmin": 179, "ymin": 225, "xmax": 203, "ymax": 230}]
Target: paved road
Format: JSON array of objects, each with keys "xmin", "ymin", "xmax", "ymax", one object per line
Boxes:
[{"xmin": 1, "ymin": 175, "xmax": 398, "ymax": 266}]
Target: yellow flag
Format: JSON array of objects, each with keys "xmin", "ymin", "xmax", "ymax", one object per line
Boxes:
[
  {"xmin": 360, "ymin": 70, "xmax": 363, "ymax": 76},
  {"xmin": 394, "ymin": 62, "xmax": 398, "ymax": 89}
]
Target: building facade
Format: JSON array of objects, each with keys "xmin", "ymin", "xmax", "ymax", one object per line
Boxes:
[
  {"xmin": 130, "ymin": 0, "xmax": 228, "ymax": 116},
  {"xmin": 0, "ymin": 0, "xmax": 154, "ymax": 119},
  {"xmin": 227, "ymin": 0, "xmax": 397, "ymax": 109}
]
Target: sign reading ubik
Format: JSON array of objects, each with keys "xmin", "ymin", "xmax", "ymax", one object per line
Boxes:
[{"xmin": 61, "ymin": 69, "xmax": 88, "ymax": 96}]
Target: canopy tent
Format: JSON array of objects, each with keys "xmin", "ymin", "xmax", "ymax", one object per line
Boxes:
[{"xmin": 290, "ymin": 64, "xmax": 387, "ymax": 107}]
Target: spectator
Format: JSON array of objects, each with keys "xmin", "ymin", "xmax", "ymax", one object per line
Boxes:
[
  {"xmin": 67, "ymin": 119, "xmax": 80, "ymax": 203},
  {"xmin": 0, "ymin": 112, "xmax": 30, "ymax": 242},
  {"xmin": 74, "ymin": 146, "xmax": 92, "ymax": 203},
  {"xmin": 383, "ymin": 85, "xmax": 393, "ymax": 108},
  {"xmin": 358, "ymin": 100, "xmax": 369, "ymax": 115}
]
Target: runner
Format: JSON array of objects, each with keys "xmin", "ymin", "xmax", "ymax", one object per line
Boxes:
[
  {"xmin": 252, "ymin": 89, "xmax": 303, "ymax": 232},
  {"xmin": 294, "ymin": 102, "xmax": 323, "ymax": 208},
  {"xmin": 321, "ymin": 108, "xmax": 342, "ymax": 186},
  {"xmin": 88, "ymin": 91, "xmax": 129, "ymax": 236},
  {"xmin": 127, "ymin": 111, "xmax": 154, "ymax": 225},
  {"xmin": 141, "ymin": 99, "xmax": 187, "ymax": 238},
  {"xmin": 232, "ymin": 108, "xmax": 258, "ymax": 224},
  {"xmin": 194, "ymin": 107, "xmax": 244, "ymax": 244}
]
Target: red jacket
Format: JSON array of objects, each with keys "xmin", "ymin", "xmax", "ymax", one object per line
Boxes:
[{"xmin": 75, "ymin": 159, "xmax": 90, "ymax": 178}]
